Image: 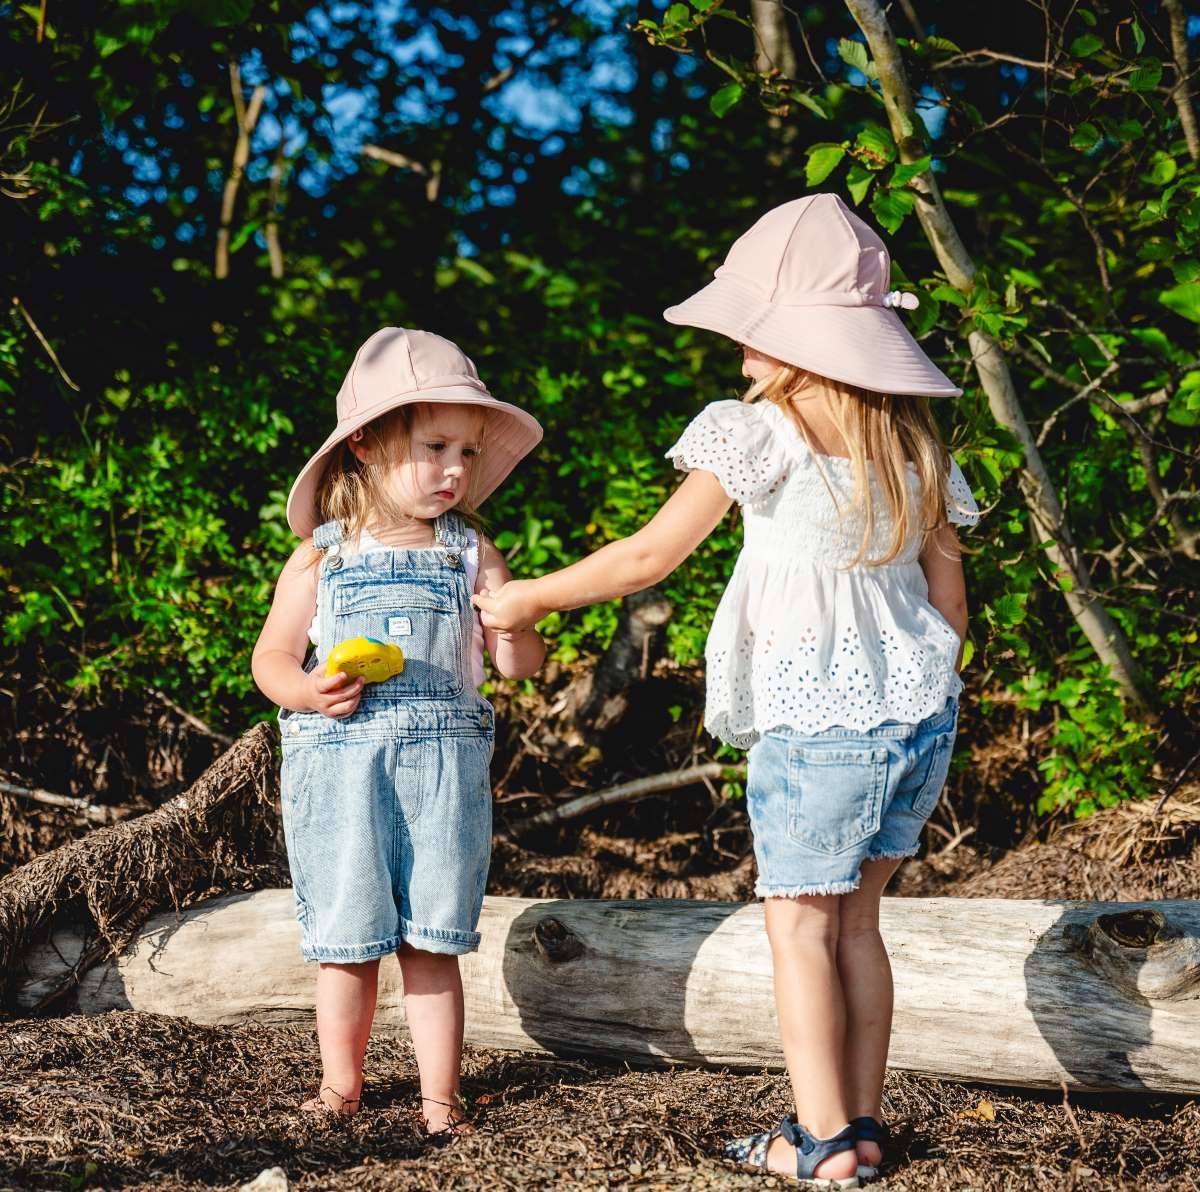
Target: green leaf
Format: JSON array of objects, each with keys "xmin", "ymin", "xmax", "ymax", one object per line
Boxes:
[
  {"xmin": 991, "ymin": 594, "xmax": 1027, "ymax": 628},
  {"xmin": 709, "ymin": 83, "xmax": 744, "ymax": 118},
  {"xmin": 1159, "ymin": 283, "xmax": 1200, "ymax": 323},
  {"xmin": 1070, "ymin": 122, "xmax": 1101, "ymax": 151},
  {"xmin": 890, "ymin": 155, "xmax": 931, "ymax": 188},
  {"xmin": 805, "ymin": 143, "xmax": 845, "ymax": 186},
  {"xmin": 1131, "ymin": 18, "xmax": 1145, "ymax": 54},
  {"xmin": 930, "ymin": 283, "xmax": 966, "ymax": 307},
  {"xmin": 845, "ymin": 161, "xmax": 873, "ymax": 205},
  {"xmin": 870, "ymin": 186, "xmax": 914, "ymax": 233},
  {"xmin": 457, "ymin": 257, "xmax": 496, "ymax": 285},
  {"xmin": 1128, "ymin": 57, "xmax": 1163, "ymax": 92},
  {"xmin": 838, "ymin": 37, "xmax": 872, "ymax": 78},
  {"xmin": 923, "ymin": 36, "xmax": 962, "ymax": 55},
  {"xmin": 855, "ymin": 123, "xmax": 896, "ymax": 168},
  {"xmin": 665, "ymin": 3, "xmax": 690, "ymax": 25},
  {"xmin": 1070, "ymin": 33, "xmax": 1103, "ymax": 57},
  {"xmin": 1149, "ymin": 152, "xmax": 1177, "ymax": 186},
  {"xmin": 793, "ymin": 91, "xmax": 832, "ymax": 120},
  {"xmin": 907, "ymin": 289, "xmax": 940, "ymax": 337},
  {"xmin": 228, "ymin": 219, "xmax": 261, "ymax": 254}
]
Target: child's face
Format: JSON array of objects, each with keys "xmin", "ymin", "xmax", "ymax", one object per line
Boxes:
[
  {"xmin": 741, "ymin": 344, "xmax": 784, "ymax": 380},
  {"xmin": 356, "ymin": 404, "xmax": 485, "ymax": 520}
]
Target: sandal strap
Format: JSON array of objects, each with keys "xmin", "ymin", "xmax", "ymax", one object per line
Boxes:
[
  {"xmin": 724, "ymin": 1124, "xmax": 779, "ymax": 1169},
  {"xmin": 780, "ymin": 1117, "xmax": 858, "ymax": 1181},
  {"xmin": 850, "ymin": 1115, "xmax": 886, "ymax": 1144}
]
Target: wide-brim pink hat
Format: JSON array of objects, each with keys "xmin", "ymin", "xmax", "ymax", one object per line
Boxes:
[
  {"xmin": 664, "ymin": 193, "xmax": 961, "ymax": 398},
  {"xmin": 286, "ymin": 327, "xmax": 543, "ymax": 537}
]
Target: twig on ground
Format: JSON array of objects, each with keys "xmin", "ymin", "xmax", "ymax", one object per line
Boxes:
[{"xmin": 0, "ymin": 778, "xmax": 123, "ymax": 824}]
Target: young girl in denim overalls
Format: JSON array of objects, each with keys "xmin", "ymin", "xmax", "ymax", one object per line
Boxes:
[
  {"xmin": 253, "ymin": 328, "xmax": 545, "ymax": 1130},
  {"xmin": 475, "ymin": 194, "xmax": 982, "ymax": 1186}
]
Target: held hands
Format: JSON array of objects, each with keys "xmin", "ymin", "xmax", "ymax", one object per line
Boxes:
[
  {"xmin": 471, "ymin": 578, "xmax": 545, "ymax": 634},
  {"xmin": 304, "ymin": 668, "xmax": 365, "ymax": 719}
]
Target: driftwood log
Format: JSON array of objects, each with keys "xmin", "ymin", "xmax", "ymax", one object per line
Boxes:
[{"xmin": 17, "ymin": 891, "xmax": 1200, "ymax": 1094}]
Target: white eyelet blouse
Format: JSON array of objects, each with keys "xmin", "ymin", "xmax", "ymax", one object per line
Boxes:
[{"xmin": 666, "ymin": 400, "xmax": 982, "ymax": 747}]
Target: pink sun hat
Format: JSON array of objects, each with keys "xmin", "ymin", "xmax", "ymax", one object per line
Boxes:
[
  {"xmin": 664, "ymin": 193, "xmax": 961, "ymax": 397},
  {"xmin": 285, "ymin": 327, "xmax": 543, "ymax": 537}
]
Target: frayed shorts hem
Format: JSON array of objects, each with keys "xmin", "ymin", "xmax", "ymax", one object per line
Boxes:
[{"xmin": 756, "ymin": 878, "xmax": 862, "ymax": 898}]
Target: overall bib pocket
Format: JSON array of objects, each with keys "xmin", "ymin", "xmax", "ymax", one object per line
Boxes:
[{"xmin": 333, "ymin": 575, "xmax": 464, "ymax": 700}]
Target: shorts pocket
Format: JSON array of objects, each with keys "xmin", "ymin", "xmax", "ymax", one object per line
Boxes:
[
  {"xmin": 908, "ymin": 721, "xmax": 957, "ymax": 819},
  {"xmin": 786, "ymin": 742, "xmax": 889, "ymax": 855}
]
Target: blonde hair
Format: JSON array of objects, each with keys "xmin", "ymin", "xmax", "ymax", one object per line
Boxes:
[
  {"xmin": 309, "ymin": 403, "xmax": 485, "ymax": 560},
  {"xmin": 743, "ymin": 364, "xmax": 956, "ymax": 567}
]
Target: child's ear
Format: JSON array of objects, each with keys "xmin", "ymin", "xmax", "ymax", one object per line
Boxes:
[{"xmin": 347, "ymin": 428, "xmax": 374, "ymax": 463}]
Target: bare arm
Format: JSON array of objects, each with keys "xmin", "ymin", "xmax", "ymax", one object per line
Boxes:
[
  {"xmin": 919, "ymin": 523, "xmax": 969, "ymax": 671},
  {"xmin": 472, "ymin": 470, "xmax": 733, "ymax": 632},
  {"xmin": 475, "ymin": 537, "xmax": 546, "ymax": 679},
  {"xmin": 251, "ymin": 542, "xmax": 365, "ymax": 717}
]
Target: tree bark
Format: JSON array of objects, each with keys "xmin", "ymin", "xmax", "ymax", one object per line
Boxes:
[
  {"xmin": 843, "ymin": 0, "xmax": 1154, "ymax": 715},
  {"xmin": 750, "ymin": 0, "xmax": 798, "ymax": 77},
  {"xmin": 20, "ymin": 891, "xmax": 1200, "ymax": 1094},
  {"xmin": 1164, "ymin": 0, "xmax": 1199, "ymax": 163}
]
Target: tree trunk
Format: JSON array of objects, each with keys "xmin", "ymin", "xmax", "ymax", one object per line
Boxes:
[
  {"xmin": 843, "ymin": 0, "xmax": 1154, "ymax": 716},
  {"xmin": 19, "ymin": 891, "xmax": 1200, "ymax": 1094},
  {"xmin": 750, "ymin": 0, "xmax": 797, "ymax": 78}
]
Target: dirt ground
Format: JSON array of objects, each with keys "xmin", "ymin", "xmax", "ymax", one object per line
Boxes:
[
  {"xmin": 3, "ymin": 689, "xmax": 1198, "ymax": 1191},
  {"xmin": 3, "ymin": 1011, "xmax": 1198, "ymax": 1192}
]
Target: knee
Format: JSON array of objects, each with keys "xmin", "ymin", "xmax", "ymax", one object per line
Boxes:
[
  {"xmin": 765, "ymin": 899, "xmax": 840, "ymax": 954},
  {"xmin": 836, "ymin": 916, "xmax": 882, "ymax": 954}
]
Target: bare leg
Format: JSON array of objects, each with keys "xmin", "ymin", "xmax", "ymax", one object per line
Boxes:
[
  {"xmin": 305, "ymin": 958, "xmax": 381, "ymax": 1112},
  {"xmin": 838, "ymin": 857, "xmax": 904, "ymax": 1168},
  {"xmin": 762, "ymin": 896, "xmax": 859, "ymax": 1182},
  {"xmin": 397, "ymin": 941, "xmax": 471, "ymax": 1134}
]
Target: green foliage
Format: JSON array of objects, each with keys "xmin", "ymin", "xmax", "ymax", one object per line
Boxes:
[{"xmin": 2, "ymin": 0, "xmax": 1197, "ymax": 825}]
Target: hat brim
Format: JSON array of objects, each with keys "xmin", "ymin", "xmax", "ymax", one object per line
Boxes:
[
  {"xmin": 285, "ymin": 386, "xmax": 543, "ymax": 538},
  {"xmin": 664, "ymin": 276, "xmax": 962, "ymax": 398}
]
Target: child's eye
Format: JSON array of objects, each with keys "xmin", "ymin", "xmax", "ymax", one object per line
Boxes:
[
  {"xmin": 425, "ymin": 442, "xmax": 446, "ymax": 453},
  {"xmin": 463, "ymin": 447, "xmax": 478, "ymax": 459}
]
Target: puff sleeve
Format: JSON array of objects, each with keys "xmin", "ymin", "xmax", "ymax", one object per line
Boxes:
[
  {"xmin": 665, "ymin": 401, "xmax": 788, "ymax": 506},
  {"xmin": 945, "ymin": 455, "xmax": 982, "ymax": 527}
]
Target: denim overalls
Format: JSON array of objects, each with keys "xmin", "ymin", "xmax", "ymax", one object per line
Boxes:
[{"xmin": 279, "ymin": 512, "xmax": 494, "ymax": 961}]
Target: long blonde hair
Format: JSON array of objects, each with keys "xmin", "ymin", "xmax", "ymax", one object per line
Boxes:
[
  {"xmin": 310, "ymin": 403, "xmax": 485, "ymax": 557},
  {"xmin": 744, "ymin": 364, "xmax": 956, "ymax": 567}
]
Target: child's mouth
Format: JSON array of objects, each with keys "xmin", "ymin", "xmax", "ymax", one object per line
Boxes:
[{"xmin": 435, "ymin": 489, "xmax": 456, "ymax": 501}]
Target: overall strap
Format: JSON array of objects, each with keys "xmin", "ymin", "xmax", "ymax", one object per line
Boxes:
[
  {"xmin": 434, "ymin": 512, "xmax": 470, "ymax": 551},
  {"xmin": 312, "ymin": 520, "xmax": 345, "ymax": 551}
]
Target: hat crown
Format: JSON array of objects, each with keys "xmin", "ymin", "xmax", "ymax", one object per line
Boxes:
[
  {"xmin": 715, "ymin": 193, "xmax": 890, "ymax": 307},
  {"xmin": 339, "ymin": 328, "xmax": 486, "ymax": 417}
]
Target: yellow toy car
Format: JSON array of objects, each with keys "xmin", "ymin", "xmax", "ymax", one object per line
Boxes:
[{"xmin": 325, "ymin": 637, "xmax": 406, "ymax": 684}]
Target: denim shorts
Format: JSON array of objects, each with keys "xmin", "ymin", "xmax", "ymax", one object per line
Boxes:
[
  {"xmin": 280, "ymin": 701, "xmax": 494, "ymax": 962},
  {"xmin": 746, "ymin": 696, "xmax": 959, "ymax": 897}
]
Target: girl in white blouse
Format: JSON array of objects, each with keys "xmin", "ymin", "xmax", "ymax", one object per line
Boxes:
[{"xmin": 474, "ymin": 194, "xmax": 982, "ymax": 1188}]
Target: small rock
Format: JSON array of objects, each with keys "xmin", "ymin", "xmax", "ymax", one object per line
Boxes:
[{"xmin": 241, "ymin": 1168, "xmax": 288, "ymax": 1192}]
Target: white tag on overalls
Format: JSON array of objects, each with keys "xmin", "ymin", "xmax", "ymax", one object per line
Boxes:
[{"xmin": 387, "ymin": 616, "xmax": 413, "ymax": 637}]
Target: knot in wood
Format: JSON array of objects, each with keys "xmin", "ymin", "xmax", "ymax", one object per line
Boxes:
[
  {"xmin": 1097, "ymin": 909, "xmax": 1170, "ymax": 950},
  {"xmin": 533, "ymin": 916, "xmax": 584, "ymax": 964},
  {"xmin": 1075, "ymin": 908, "xmax": 1200, "ymax": 1004}
]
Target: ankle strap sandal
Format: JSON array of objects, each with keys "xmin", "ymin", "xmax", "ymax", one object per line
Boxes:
[
  {"xmin": 726, "ymin": 1115, "xmax": 860, "ymax": 1187},
  {"xmin": 850, "ymin": 1116, "xmax": 886, "ymax": 1182}
]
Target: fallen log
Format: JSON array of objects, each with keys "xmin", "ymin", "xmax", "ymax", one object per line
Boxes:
[{"xmin": 16, "ymin": 891, "xmax": 1200, "ymax": 1094}]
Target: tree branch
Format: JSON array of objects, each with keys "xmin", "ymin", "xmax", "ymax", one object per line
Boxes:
[
  {"xmin": 1164, "ymin": 0, "xmax": 1199, "ymax": 162},
  {"xmin": 843, "ymin": 0, "xmax": 1155, "ymax": 715},
  {"xmin": 215, "ymin": 60, "xmax": 266, "ymax": 281}
]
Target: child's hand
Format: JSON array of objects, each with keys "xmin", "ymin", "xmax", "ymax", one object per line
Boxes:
[
  {"xmin": 471, "ymin": 579, "xmax": 544, "ymax": 633},
  {"xmin": 305, "ymin": 669, "xmax": 365, "ymax": 719}
]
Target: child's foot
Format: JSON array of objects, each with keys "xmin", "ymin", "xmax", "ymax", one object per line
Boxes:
[
  {"xmin": 766, "ymin": 1133, "xmax": 859, "ymax": 1183},
  {"xmin": 726, "ymin": 1117, "xmax": 859, "ymax": 1187},
  {"xmin": 301, "ymin": 1086, "xmax": 361, "ymax": 1115},
  {"xmin": 849, "ymin": 1115, "xmax": 886, "ymax": 1181},
  {"xmin": 420, "ymin": 1095, "xmax": 473, "ymax": 1137}
]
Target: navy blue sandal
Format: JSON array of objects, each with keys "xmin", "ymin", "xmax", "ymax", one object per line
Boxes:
[
  {"xmin": 850, "ymin": 1116, "xmax": 886, "ymax": 1182},
  {"xmin": 726, "ymin": 1115, "xmax": 860, "ymax": 1187}
]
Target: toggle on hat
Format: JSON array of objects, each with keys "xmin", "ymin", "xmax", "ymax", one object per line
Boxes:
[
  {"xmin": 285, "ymin": 328, "xmax": 543, "ymax": 537},
  {"xmin": 664, "ymin": 193, "xmax": 961, "ymax": 397}
]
